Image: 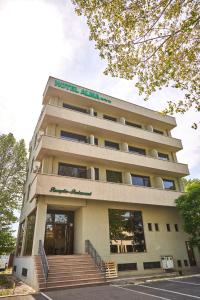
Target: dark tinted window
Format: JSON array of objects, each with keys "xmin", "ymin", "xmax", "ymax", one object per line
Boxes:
[
  {"xmin": 155, "ymin": 223, "xmax": 159, "ymax": 231},
  {"xmin": 58, "ymin": 163, "xmax": 87, "ymax": 179},
  {"xmin": 131, "ymin": 175, "xmax": 151, "ymax": 187},
  {"xmin": 148, "ymin": 223, "xmax": 152, "ymax": 231},
  {"xmin": 158, "ymin": 152, "xmax": 169, "ymax": 161},
  {"xmin": 103, "ymin": 115, "xmax": 117, "ymax": 122},
  {"xmin": 61, "ymin": 131, "xmax": 88, "ymax": 143},
  {"xmin": 143, "ymin": 262, "xmax": 161, "ymax": 269},
  {"xmin": 174, "ymin": 224, "xmax": 179, "ymax": 232},
  {"xmin": 153, "ymin": 129, "xmax": 164, "ymax": 135},
  {"xmin": 166, "ymin": 224, "xmax": 171, "ymax": 231},
  {"xmin": 118, "ymin": 263, "xmax": 137, "ymax": 271},
  {"xmin": 129, "ymin": 146, "xmax": 146, "ymax": 156},
  {"xmin": 63, "ymin": 103, "xmax": 89, "ymax": 114},
  {"xmin": 94, "ymin": 111, "xmax": 97, "ymax": 117},
  {"xmin": 125, "ymin": 121, "xmax": 142, "ymax": 129},
  {"xmin": 94, "ymin": 168, "xmax": 99, "ymax": 180},
  {"xmin": 109, "ymin": 209, "xmax": 146, "ymax": 253},
  {"xmin": 105, "ymin": 140, "xmax": 120, "ymax": 150},
  {"xmin": 177, "ymin": 260, "xmax": 182, "ymax": 267},
  {"xmin": 163, "ymin": 179, "xmax": 175, "ymax": 190},
  {"xmin": 94, "ymin": 138, "xmax": 98, "ymax": 145},
  {"xmin": 106, "ymin": 170, "xmax": 122, "ymax": 183}
]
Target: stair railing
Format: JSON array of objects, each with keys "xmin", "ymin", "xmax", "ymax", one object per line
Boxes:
[
  {"xmin": 38, "ymin": 240, "xmax": 49, "ymax": 282},
  {"xmin": 85, "ymin": 240, "xmax": 106, "ymax": 274}
]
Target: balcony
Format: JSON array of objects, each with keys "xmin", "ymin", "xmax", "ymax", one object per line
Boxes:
[
  {"xmin": 29, "ymin": 173, "xmax": 183, "ymax": 207},
  {"xmin": 35, "ymin": 135, "xmax": 189, "ymax": 177},
  {"xmin": 37, "ymin": 104, "xmax": 183, "ymax": 151}
]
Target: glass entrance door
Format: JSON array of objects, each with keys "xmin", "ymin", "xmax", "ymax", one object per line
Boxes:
[{"xmin": 44, "ymin": 210, "xmax": 74, "ymax": 255}]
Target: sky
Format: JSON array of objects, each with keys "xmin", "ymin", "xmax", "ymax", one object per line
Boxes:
[{"xmin": 0, "ymin": 0, "xmax": 199, "ymax": 182}]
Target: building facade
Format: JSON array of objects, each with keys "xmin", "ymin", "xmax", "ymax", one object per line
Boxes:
[{"xmin": 14, "ymin": 77, "xmax": 199, "ymax": 289}]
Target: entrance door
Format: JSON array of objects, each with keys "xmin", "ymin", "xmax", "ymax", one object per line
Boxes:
[
  {"xmin": 44, "ymin": 210, "xmax": 74, "ymax": 255},
  {"xmin": 186, "ymin": 241, "xmax": 196, "ymax": 266}
]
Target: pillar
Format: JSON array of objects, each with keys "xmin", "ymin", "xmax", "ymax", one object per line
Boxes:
[
  {"xmin": 90, "ymin": 167, "xmax": 95, "ymax": 180},
  {"xmin": 90, "ymin": 135, "xmax": 95, "ymax": 145},
  {"xmin": 146, "ymin": 125, "xmax": 153, "ymax": 132},
  {"xmin": 154, "ymin": 176, "xmax": 164, "ymax": 189},
  {"xmin": 32, "ymin": 199, "xmax": 47, "ymax": 255},
  {"xmin": 119, "ymin": 117, "xmax": 125, "ymax": 125},
  {"xmin": 121, "ymin": 142, "xmax": 129, "ymax": 152},
  {"xmin": 150, "ymin": 149, "xmax": 158, "ymax": 159},
  {"xmin": 89, "ymin": 108, "xmax": 94, "ymax": 116},
  {"xmin": 21, "ymin": 218, "xmax": 28, "ymax": 256},
  {"xmin": 125, "ymin": 172, "xmax": 132, "ymax": 185},
  {"xmin": 178, "ymin": 178, "xmax": 185, "ymax": 192}
]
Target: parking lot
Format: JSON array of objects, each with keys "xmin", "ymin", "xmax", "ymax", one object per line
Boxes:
[{"xmin": 2, "ymin": 275, "xmax": 200, "ymax": 300}]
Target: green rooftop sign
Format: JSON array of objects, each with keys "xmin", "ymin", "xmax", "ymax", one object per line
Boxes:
[
  {"xmin": 54, "ymin": 79, "xmax": 111, "ymax": 104},
  {"xmin": 50, "ymin": 186, "xmax": 92, "ymax": 196}
]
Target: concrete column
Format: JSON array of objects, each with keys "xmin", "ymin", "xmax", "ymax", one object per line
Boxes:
[
  {"xmin": 119, "ymin": 117, "xmax": 125, "ymax": 125},
  {"xmin": 32, "ymin": 199, "xmax": 47, "ymax": 255},
  {"xmin": 90, "ymin": 167, "xmax": 95, "ymax": 180},
  {"xmin": 98, "ymin": 112, "xmax": 103, "ymax": 119},
  {"xmin": 150, "ymin": 149, "xmax": 158, "ymax": 159},
  {"xmin": 178, "ymin": 178, "xmax": 185, "ymax": 192},
  {"xmin": 121, "ymin": 142, "xmax": 129, "ymax": 152},
  {"xmin": 21, "ymin": 218, "xmax": 28, "ymax": 256},
  {"xmin": 90, "ymin": 135, "xmax": 95, "ymax": 145},
  {"xmin": 154, "ymin": 176, "xmax": 164, "ymax": 189},
  {"xmin": 146, "ymin": 125, "xmax": 153, "ymax": 132},
  {"xmin": 125, "ymin": 172, "xmax": 132, "ymax": 185},
  {"xmin": 89, "ymin": 108, "xmax": 94, "ymax": 116},
  {"xmin": 171, "ymin": 152, "xmax": 177, "ymax": 162}
]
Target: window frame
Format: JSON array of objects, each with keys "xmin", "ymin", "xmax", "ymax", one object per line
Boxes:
[
  {"xmin": 58, "ymin": 162, "xmax": 87, "ymax": 179},
  {"xmin": 131, "ymin": 174, "xmax": 151, "ymax": 187},
  {"xmin": 163, "ymin": 178, "xmax": 176, "ymax": 190},
  {"xmin": 128, "ymin": 146, "xmax": 146, "ymax": 156},
  {"xmin": 105, "ymin": 140, "xmax": 120, "ymax": 150},
  {"xmin": 106, "ymin": 169, "xmax": 122, "ymax": 183}
]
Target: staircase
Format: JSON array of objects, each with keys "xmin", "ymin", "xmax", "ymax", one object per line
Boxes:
[{"xmin": 35, "ymin": 254, "xmax": 106, "ymax": 290}]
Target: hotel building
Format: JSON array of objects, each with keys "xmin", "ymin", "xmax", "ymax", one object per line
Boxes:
[{"xmin": 14, "ymin": 77, "xmax": 199, "ymax": 290}]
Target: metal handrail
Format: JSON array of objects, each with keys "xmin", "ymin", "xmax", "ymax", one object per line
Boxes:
[
  {"xmin": 85, "ymin": 240, "xmax": 106, "ymax": 274},
  {"xmin": 38, "ymin": 240, "xmax": 49, "ymax": 282}
]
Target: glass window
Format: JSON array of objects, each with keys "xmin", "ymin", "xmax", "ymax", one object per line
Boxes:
[
  {"xmin": 109, "ymin": 209, "xmax": 146, "ymax": 253},
  {"xmin": 131, "ymin": 174, "xmax": 151, "ymax": 187},
  {"xmin": 103, "ymin": 115, "xmax": 117, "ymax": 122},
  {"xmin": 61, "ymin": 131, "xmax": 88, "ymax": 143},
  {"xmin": 106, "ymin": 170, "xmax": 122, "ymax": 183},
  {"xmin": 23, "ymin": 210, "xmax": 36, "ymax": 256},
  {"xmin": 105, "ymin": 140, "xmax": 120, "ymax": 150},
  {"xmin": 163, "ymin": 179, "xmax": 175, "ymax": 190},
  {"xmin": 153, "ymin": 129, "xmax": 164, "ymax": 135},
  {"xmin": 158, "ymin": 152, "xmax": 169, "ymax": 161},
  {"xmin": 16, "ymin": 221, "xmax": 25, "ymax": 256},
  {"xmin": 155, "ymin": 223, "xmax": 159, "ymax": 231},
  {"xmin": 166, "ymin": 224, "xmax": 171, "ymax": 231},
  {"xmin": 94, "ymin": 168, "xmax": 99, "ymax": 180},
  {"xmin": 125, "ymin": 121, "xmax": 142, "ymax": 129},
  {"xmin": 94, "ymin": 138, "xmax": 98, "ymax": 146},
  {"xmin": 94, "ymin": 111, "xmax": 98, "ymax": 117},
  {"xmin": 174, "ymin": 224, "xmax": 179, "ymax": 232},
  {"xmin": 63, "ymin": 103, "xmax": 89, "ymax": 114},
  {"xmin": 148, "ymin": 223, "xmax": 152, "ymax": 231},
  {"xmin": 58, "ymin": 163, "xmax": 87, "ymax": 179},
  {"xmin": 129, "ymin": 146, "xmax": 146, "ymax": 156}
]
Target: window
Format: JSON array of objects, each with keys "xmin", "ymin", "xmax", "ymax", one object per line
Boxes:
[
  {"xmin": 174, "ymin": 224, "xmax": 179, "ymax": 232},
  {"xmin": 153, "ymin": 129, "xmax": 164, "ymax": 135},
  {"xmin": 163, "ymin": 179, "xmax": 175, "ymax": 190},
  {"xmin": 61, "ymin": 131, "xmax": 88, "ymax": 143},
  {"xmin": 125, "ymin": 121, "xmax": 142, "ymax": 129},
  {"xmin": 143, "ymin": 261, "xmax": 161, "ymax": 269},
  {"xmin": 23, "ymin": 210, "xmax": 36, "ymax": 256},
  {"xmin": 177, "ymin": 260, "xmax": 182, "ymax": 267},
  {"xmin": 166, "ymin": 224, "xmax": 171, "ymax": 232},
  {"xmin": 94, "ymin": 168, "xmax": 99, "ymax": 180},
  {"xmin": 129, "ymin": 146, "xmax": 146, "ymax": 156},
  {"xmin": 131, "ymin": 174, "xmax": 151, "ymax": 187},
  {"xmin": 105, "ymin": 140, "xmax": 120, "ymax": 150},
  {"xmin": 16, "ymin": 221, "xmax": 25, "ymax": 256},
  {"xmin": 184, "ymin": 259, "xmax": 188, "ymax": 267},
  {"xmin": 148, "ymin": 223, "xmax": 152, "ymax": 231},
  {"xmin": 58, "ymin": 163, "xmax": 87, "ymax": 179},
  {"xmin": 63, "ymin": 103, "xmax": 89, "ymax": 114},
  {"xmin": 94, "ymin": 138, "xmax": 98, "ymax": 146},
  {"xmin": 158, "ymin": 152, "xmax": 169, "ymax": 161},
  {"xmin": 103, "ymin": 115, "xmax": 117, "ymax": 122},
  {"xmin": 106, "ymin": 170, "xmax": 122, "ymax": 183},
  {"xmin": 109, "ymin": 209, "xmax": 146, "ymax": 253},
  {"xmin": 118, "ymin": 263, "xmax": 137, "ymax": 271},
  {"xmin": 94, "ymin": 111, "xmax": 97, "ymax": 117},
  {"xmin": 22, "ymin": 268, "xmax": 28, "ymax": 277},
  {"xmin": 154, "ymin": 223, "xmax": 159, "ymax": 231}
]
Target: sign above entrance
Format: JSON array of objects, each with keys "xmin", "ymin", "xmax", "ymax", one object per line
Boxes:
[
  {"xmin": 54, "ymin": 79, "xmax": 112, "ymax": 104},
  {"xmin": 49, "ymin": 186, "xmax": 92, "ymax": 196}
]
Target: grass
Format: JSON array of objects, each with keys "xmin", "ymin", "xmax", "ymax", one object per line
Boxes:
[{"xmin": 0, "ymin": 273, "xmax": 15, "ymax": 296}]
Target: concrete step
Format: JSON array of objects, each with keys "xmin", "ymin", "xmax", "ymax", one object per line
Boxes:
[
  {"xmin": 40, "ymin": 280, "xmax": 106, "ymax": 291},
  {"xmin": 46, "ymin": 278, "xmax": 105, "ymax": 288},
  {"xmin": 47, "ymin": 273, "xmax": 104, "ymax": 283}
]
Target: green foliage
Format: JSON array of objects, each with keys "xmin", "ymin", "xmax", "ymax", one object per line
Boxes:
[
  {"xmin": 184, "ymin": 178, "xmax": 200, "ymax": 192},
  {"xmin": 176, "ymin": 186, "xmax": 200, "ymax": 250},
  {"xmin": 72, "ymin": 0, "xmax": 200, "ymax": 126},
  {"xmin": 0, "ymin": 133, "xmax": 27, "ymax": 254}
]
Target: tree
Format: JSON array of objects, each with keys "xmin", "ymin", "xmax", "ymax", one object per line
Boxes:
[
  {"xmin": 0, "ymin": 133, "xmax": 27, "ymax": 254},
  {"xmin": 175, "ymin": 185, "xmax": 200, "ymax": 253},
  {"xmin": 184, "ymin": 178, "xmax": 200, "ymax": 192},
  {"xmin": 72, "ymin": 0, "xmax": 200, "ymax": 127}
]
